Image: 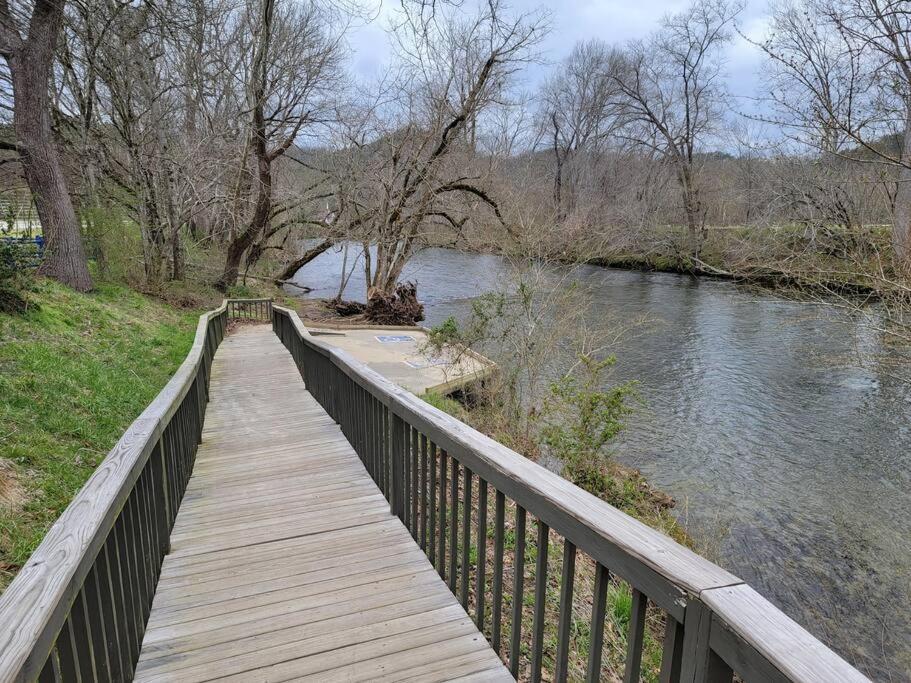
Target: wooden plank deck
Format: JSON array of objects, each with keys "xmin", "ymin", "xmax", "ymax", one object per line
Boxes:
[{"xmin": 134, "ymin": 325, "xmax": 511, "ymax": 682}]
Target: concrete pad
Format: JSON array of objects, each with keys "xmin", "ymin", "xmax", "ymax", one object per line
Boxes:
[{"xmin": 306, "ymin": 327, "xmax": 494, "ymax": 395}]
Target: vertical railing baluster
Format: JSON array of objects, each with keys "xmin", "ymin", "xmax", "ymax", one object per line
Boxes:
[
  {"xmin": 660, "ymin": 616, "xmax": 685, "ymax": 683},
  {"xmin": 586, "ymin": 563, "xmax": 610, "ymax": 683},
  {"xmin": 531, "ymin": 520, "xmax": 550, "ymax": 682},
  {"xmin": 420, "ymin": 433, "xmax": 428, "ymax": 550},
  {"xmin": 623, "ymin": 589, "xmax": 648, "ymax": 683},
  {"xmin": 475, "ymin": 478, "xmax": 488, "ymax": 632},
  {"xmin": 554, "ymin": 540, "xmax": 576, "ymax": 682},
  {"xmin": 151, "ymin": 441, "xmax": 170, "ymax": 556},
  {"xmin": 460, "ymin": 467, "xmax": 473, "ymax": 609},
  {"xmin": 37, "ymin": 648, "xmax": 60, "ymax": 683},
  {"xmin": 410, "ymin": 428, "xmax": 419, "ymax": 537},
  {"xmin": 429, "ymin": 442, "xmax": 438, "ymax": 566},
  {"xmin": 402, "ymin": 416, "xmax": 410, "ymax": 522},
  {"xmin": 509, "ymin": 505, "xmax": 527, "ymax": 678},
  {"xmin": 71, "ymin": 591, "xmax": 96, "ymax": 680},
  {"xmin": 126, "ymin": 493, "xmax": 150, "ymax": 622},
  {"xmin": 103, "ymin": 536, "xmax": 131, "ymax": 680},
  {"xmin": 392, "ymin": 414, "xmax": 405, "ymax": 521},
  {"xmin": 680, "ymin": 600, "xmax": 734, "ymax": 683},
  {"xmin": 491, "ymin": 490, "xmax": 505, "ymax": 654},
  {"xmin": 375, "ymin": 399, "xmax": 382, "ymax": 489},
  {"xmin": 82, "ymin": 565, "xmax": 111, "ymax": 681},
  {"xmin": 367, "ymin": 394, "xmax": 374, "ymax": 480},
  {"xmin": 438, "ymin": 450, "xmax": 448, "ymax": 579},
  {"xmin": 55, "ymin": 620, "xmax": 80, "ymax": 682},
  {"xmin": 99, "ymin": 529, "xmax": 132, "ymax": 681},
  {"xmin": 114, "ymin": 522, "xmax": 140, "ymax": 675},
  {"xmin": 381, "ymin": 405, "xmax": 389, "ymax": 501},
  {"xmin": 97, "ymin": 542, "xmax": 122, "ymax": 680},
  {"xmin": 448, "ymin": 457, "xmax": 459, "ymax": 592}
]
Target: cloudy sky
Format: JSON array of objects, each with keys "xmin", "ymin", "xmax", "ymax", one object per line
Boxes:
[{"xmin": 347, "ymin": 0, "xmax": 774, "ymax": 114}]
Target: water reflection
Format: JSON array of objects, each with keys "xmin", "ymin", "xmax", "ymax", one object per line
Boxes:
[{"xmin": 289, "ymin": 244, "xmax": 911, "ymax": 681}]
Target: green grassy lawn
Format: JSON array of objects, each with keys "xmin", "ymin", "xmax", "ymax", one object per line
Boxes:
[{"xmin": 0, "ymin": 280, "xmax": 199, "ymax": 590}]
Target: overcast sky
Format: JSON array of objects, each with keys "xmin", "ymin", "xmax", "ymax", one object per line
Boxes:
[{"xmin": 347, "ymin": 0, "xmax": 774, "ymax": 117}]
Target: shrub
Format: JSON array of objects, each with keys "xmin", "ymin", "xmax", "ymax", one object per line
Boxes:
[
  {"xmin": 0, "ymin": 240, "xmax": 37, "ymax": 314},
  {"xmin": 541, "ymin": 353, "xmax": 636, "ymax": 498},
  {"xmin": 426, "ymin": 315, "xmax": 460, "ymax": 348}
]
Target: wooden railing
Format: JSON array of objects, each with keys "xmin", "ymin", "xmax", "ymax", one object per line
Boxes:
[
  {"xmin": 272, "ymin": 304, "xmax": 870, "ymax": 683},
  {"xmin": 0, "ymin": 303, "xmax": 228, "ymax": 682},
  {"xmin": 226, "ymin": 297, "xmax": 272, "ymax": 321}
]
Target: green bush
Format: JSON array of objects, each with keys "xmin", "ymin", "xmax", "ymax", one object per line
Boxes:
[
  {"xmin": 541, "ymin": 353, "xmax": 636, "ymax": 498},
  {"xmin": 426, "ymin": 315, "xmax": 460, "ymax": 349},
  {"xmin": 0, "ymin": 241, "xmax": 37, "ymax": 314}
]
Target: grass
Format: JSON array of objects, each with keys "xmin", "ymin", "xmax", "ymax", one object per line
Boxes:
[
  {"xmin": 422, "ymin": 391, "xmax": 470, "ymax": 421},
  {"xmin": 0, "ymin": 279, "xmax": 200, "ymax": 590}
]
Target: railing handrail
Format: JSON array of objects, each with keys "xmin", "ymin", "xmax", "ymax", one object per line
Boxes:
[
  {"xmin": 271, "ymin": 304, "xmax": 869, "ymax": 683},
  {"xmin": 226, "ymin": 297, "xmax": 273, "ymax": 322},
  {"xmin": 0, "ymin": 301, "xmax": 228, "ymax": 681}
]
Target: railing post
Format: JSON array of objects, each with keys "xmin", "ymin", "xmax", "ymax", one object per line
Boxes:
[
  {"xmin": 391, "ymin": 413, "xmax": 406, "ymax": 521},
  {"xmin": 678, "ymin": 599, "xmax": 733, "ymax": 683}
]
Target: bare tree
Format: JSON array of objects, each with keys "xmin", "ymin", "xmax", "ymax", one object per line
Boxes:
[
  {"xmin": 214, "ymin": 0, "xmax": 342, "ymax": 291},
  {"xmin": 326, "ymin": 0, "xmax": 544, "ymax": 298},
  {"xmin": 759, "ymin": 0, "xmax": 911, "ymax": 270},
  {"xmin": 0, "ymin": 0, "xmax": 92, "ymax": 290},
  {"xmin": 539, "ymin": 40, "xmax": 620, "ymax": 218},
  {"xmin": 612, "ymin": 0, "xmax": 742, "ymax": 256}
]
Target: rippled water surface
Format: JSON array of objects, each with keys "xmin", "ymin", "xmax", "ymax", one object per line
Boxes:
[{"xmin": 290, "ymin": 245, "xmax": 911, "ymax": 681}]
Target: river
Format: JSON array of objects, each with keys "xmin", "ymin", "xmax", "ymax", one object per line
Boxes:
[{"xmin": 289, "ymin": 244, "xmax": 911, "ymax": 681}]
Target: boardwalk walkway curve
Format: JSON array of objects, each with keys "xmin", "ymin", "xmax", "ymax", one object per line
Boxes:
[
  {"xmin": 0, "ymin": 298, "xmax": 872, "ymax": 683},
  {"xmin": 134, "ymin": 326, "xmax": 510, "ymax": 681}
]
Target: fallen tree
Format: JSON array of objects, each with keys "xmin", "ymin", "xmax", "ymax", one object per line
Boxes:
[{"xmin": 365, "ymin": 281, "xmax": 424, "ymax": 325}]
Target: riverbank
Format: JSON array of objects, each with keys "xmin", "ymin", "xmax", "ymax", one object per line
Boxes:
[
  {"xmin": 586, "ymin": 252, "xmax": 882, "ymax": 297},
  {"xmin": 426, "ymin": 222, "xmax": 902, "ymax": 302}
]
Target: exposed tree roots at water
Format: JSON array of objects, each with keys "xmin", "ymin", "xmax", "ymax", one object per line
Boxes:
[{"xmin": 329, "ymin": 281, "xmax": 426, "ymax": 326}]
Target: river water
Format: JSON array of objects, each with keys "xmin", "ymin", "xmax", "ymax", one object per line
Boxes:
[{"xmin": 289, "ymin": 245, "xmax": 911, "ymax": 681}]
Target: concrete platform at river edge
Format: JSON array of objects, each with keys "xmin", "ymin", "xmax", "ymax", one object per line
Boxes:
[{"xmin": 304, "ymin": 325, "xmax": 495, "ymax": 395}]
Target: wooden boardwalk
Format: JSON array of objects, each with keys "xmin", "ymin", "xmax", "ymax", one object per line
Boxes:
[{"xmin": 134, "ymin": 326, "xmax": 510, "ymax": 682}]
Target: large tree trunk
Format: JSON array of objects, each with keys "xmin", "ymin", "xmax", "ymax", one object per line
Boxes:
[
  {"xmin": 215, "ymin": 154, "xmax": 270, "ymax": 291},
  {"xmin": 215, "ymin": 0, "xmax": 273, "ymax": 292},
  {"xmin": 7, "ymin": 0, "xmax": 92, "ymax": 291}
]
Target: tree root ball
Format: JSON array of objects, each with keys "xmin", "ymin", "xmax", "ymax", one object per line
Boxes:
[
  {"xmin": 366, "ymin": 282, "xmax": 425, "ymax": 326},
  {"xmin": 329, "ymin": 298, "xmax": 367, "ymax": 317}
]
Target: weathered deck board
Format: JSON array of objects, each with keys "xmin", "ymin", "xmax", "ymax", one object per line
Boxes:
[{"xmin": 135, "ymin": 325, "xmax": 510, "ymax": 682}]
